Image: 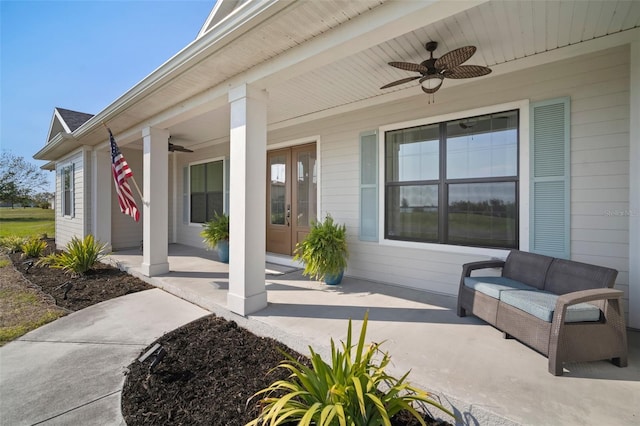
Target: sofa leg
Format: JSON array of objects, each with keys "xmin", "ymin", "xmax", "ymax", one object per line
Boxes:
[
  {"xmin": 457, "ymin": 306, "xmax": 466, "ymax": 317},
  {"xmin": 502, "ymin": 332, "xmax": 513, "ymax": 339},
  {"xmin": 549, "ymin": 358, "xmax": 564, "ymax": 376},
  {"xmin": 612, "ymin": 356, "xmax": 628, "ymax": 368}
]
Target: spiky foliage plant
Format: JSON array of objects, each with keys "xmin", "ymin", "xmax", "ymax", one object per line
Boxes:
[
  {"xmin": 0, "ymin": 235, "xmax": 27, "ymax": 254},
  {"xmin": 200, "ymin": 212, "xmax": 230, "ymax": 248},
  {"xmin": 37, "ymin": 234, "xmax": 108, "ymax": 276},
  {"xmin": 21, "ymin": 237, "xmax": 47, "ymax": 258},
  {"xmin": 247, "ymin": 311, "xmax": 453, "ymax": 426}
]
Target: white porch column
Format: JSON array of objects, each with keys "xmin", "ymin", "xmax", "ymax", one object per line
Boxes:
[
  {"xmin": 141, "ymin": 127, "xmax": 170, "ymax": 276},
  {"xmin": 629, "ymin": 39, "xmax": 640, "ymax": 330},
  {"xmin": 227, "ymin": 84, "xmax": 268, "ymax": 316},
  {"xmin": 91, "ymin": 149, "xmax": 112, "ymax": 249}
]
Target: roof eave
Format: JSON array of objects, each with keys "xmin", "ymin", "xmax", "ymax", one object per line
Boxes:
[
  {"xmin": 33, "ymin": 132, "xmax": 77, "ymax": 161},
  {"xmin": 71, "ymin": 0, "xmax": 286, "ymax": 142}
]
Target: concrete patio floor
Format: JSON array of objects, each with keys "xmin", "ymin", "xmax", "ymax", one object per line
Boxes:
[{"xmin": 108, "ymin": 244, "xmax": 639, "ymax": 425}]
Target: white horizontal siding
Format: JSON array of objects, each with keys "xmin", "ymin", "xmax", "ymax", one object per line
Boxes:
[
  {"xmin": 111, "ymin": 148, "xmax": 143, "ymax": 250},
  {"xmin": 55, "ymin": 151, "xmax": 85, "ymax": 249},
  {"xmin": 267, "ymin": 45, "xmax": 631, "ymax": 303}
]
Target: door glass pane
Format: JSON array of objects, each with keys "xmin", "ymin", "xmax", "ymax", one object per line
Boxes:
[
  {"xmin": 296, "ymin": 150, "xmax": 317, "ymax": 227},
  {"xmin": 386, "ymin": 184, "xmax": 438, "ymax": 241},
  {"xmin": 270, "ymin": 155, "xmax": 286, "ymax": 225},
  {"xmin": 448, "ymin": 182, "xmax": 517, "ymax": 248},
  {"xmin": 446, "ymin": 111, "xmax": 518, "ymax": 179}
]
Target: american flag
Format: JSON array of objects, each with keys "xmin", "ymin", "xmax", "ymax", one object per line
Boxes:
[{"xmin": 109, "ymin": 129, "xmax": 140, "ymax": 222}]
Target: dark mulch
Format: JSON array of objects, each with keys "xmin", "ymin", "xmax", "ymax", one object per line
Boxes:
[
  {"xmin": 10, "ymin": 240, "xmax": 451, "ymax": 426},
  {"xmin": 8, "ymin": 239, "xmax": 152, "ymax": 311}
]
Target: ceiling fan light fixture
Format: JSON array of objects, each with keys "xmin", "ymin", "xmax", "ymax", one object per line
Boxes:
[{"xmin": 419, "ymin": 74, "xmax": 444, "ymax": 94}]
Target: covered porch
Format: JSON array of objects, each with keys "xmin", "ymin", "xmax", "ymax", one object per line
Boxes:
[{"xmin": 107, "ymin": 245, "xmax": 640, "ymax": 425}]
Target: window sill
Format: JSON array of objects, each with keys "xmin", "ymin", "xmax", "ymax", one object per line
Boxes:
[{"xmin": 380, "ymin": 238, "xmax": 511, "ymax": 258}]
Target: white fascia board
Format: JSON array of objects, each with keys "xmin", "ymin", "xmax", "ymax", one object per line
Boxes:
[
  {"xmin": 197, "ymin": 0, "xmax": 248, "ymax": 40},
  {"xmin": 54, "ymin": 108, "xmax": 72, "ymax": 133},
  {"xmin": 72, "ymin": 0, "xmax": 287, "ymax": 141},
  {"xmin": 33, "ymin": 132, "xmax": 77, "ymax": 161}
]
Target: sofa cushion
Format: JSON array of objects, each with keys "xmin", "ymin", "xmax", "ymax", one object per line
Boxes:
[
  {"xmin": 500, "ymin": 289, "xmax": 601, "ymax": 323},
  {"xmin": 502, "ymin": 250, "xmax": 554, "ymax": 290},
  {"xmin": 464, "ymin": 276, "xmax": 536, "ymax": 299}
]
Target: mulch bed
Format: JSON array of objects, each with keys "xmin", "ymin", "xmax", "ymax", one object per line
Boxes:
[{"xmin": 8, "ymin": 240, "xmax": 451, "ymax": 426}]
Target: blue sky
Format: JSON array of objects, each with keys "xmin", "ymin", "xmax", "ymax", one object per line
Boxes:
[{"xmin": 1, "ymin": 0, "xmax": 214, "ymax": 191}]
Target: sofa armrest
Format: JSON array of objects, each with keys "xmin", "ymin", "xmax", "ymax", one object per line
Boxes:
[
  {"xmin": 461, "ymin": 260, "xmax": 505, "ymax": 277},
  {"xmin": 555, "ymin": 288, "xmax": 623, "ymax": 308}
]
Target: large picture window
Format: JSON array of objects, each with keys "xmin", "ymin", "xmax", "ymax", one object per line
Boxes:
[
  {"xmin": 62, "ymin": 165, "xmax": 73, "ymax": 217},
  {"xmin": 385, "ymin": 110, "xmax": 519, "ymax": 249},
  {"xmin": 190, "ymin": 160, "xmax": 224, "ymax": 223}
]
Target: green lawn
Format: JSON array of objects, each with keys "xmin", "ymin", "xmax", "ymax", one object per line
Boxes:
[{"xmin": 0, "ymin": 207, "xmax": 55, "ymax": 238}]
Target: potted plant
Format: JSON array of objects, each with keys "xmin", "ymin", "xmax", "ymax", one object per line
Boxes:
[
  {"xmin": 294, "ymin": 214, "xmax": 348, "ymax": 285},
  {"xmin": 200, "ymin": 212, "xmax": 230, "ymax": 263}
]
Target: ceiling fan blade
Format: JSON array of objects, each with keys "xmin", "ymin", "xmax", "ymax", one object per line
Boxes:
[
  {"xmin": 168, "ymin": 142, "xmax": 194, "ymax": 153},
  {"xmin": 442, "ymin": 65, "xmax": 492, "ymax": 79},
  {"xmin": 434, "ymin": 46, "xmax": 476, "ymax": 71},
  {"xmin": 380, "ymin": 76, "xmax": 421, "ymax": 89},
  {"xmin": 388, "ymin": 62, "xmax": 429, "ymax": 73}
]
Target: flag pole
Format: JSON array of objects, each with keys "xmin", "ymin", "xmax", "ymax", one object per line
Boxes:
[{"xmin": 102, "ymin": 122, "xmax": 144, "ymax": 203}]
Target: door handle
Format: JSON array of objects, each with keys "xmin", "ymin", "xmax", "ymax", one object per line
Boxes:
[{"xmin": 286, "ymin": 204, "xmax": 291, "ymax": 227}]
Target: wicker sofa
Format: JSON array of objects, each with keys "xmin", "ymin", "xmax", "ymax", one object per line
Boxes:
[{"xmin": 457, "ymin": 250, "xmax": 628, "ymax": 375}]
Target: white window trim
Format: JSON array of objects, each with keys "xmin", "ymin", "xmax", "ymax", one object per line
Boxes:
[
  {"xmin": 187, "ymin": 156, "xmax": 226, "ymax": 227},
  {"xmin": 377, "ymin": 100, "xmax": 530, "ymax": 258},
  {"xmin": 61, "ymin": 163, "xmax": 74, "ymax": 218}
]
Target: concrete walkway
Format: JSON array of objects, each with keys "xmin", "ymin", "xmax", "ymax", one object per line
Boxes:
[
  {"xmin": 1, "ymin": 243, "xmax": 638, "ymax": 425},
  {"xmin": 0, "ymin": 289, "xmax": 208, "ymax": 425}
]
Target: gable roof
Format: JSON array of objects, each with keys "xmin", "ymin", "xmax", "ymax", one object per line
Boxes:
[
  {"xmin": 46, "ymin": 107, "xmax": 94, "ymax": 142},
  {"xmin": 197, "ymin": 0, "xmax": 250, "ymax": 39}
]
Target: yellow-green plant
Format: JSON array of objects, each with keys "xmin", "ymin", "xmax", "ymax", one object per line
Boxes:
[
  {"xmin": 21, "ymin": 237, "xmax": 47, "ymax": 258},
  {"xmin": 293, "ymin": 215, "xmax": 348, "ymax": 281},
  {"xmin": 0, "ymin": 236, "xmax": 27, "ymax": 254},
  {"xmin": 248, "ymin": 311, "xmax": 453, "ymax": 426},
  {"xmin": 38, "ymin": 235, "xmax": 108, "ymax": 276},
  {"xmin": 200, "ymin": 212, "xmax": 230, "ymax": 248}
]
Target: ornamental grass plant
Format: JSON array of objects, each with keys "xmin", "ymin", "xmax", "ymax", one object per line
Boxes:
[
  {"xmin": 21, "ymin": 237, "xmax": 47, "ymax": 258},
  {"xmin": 200, "ymin": 212, "xmax": 230, "ymax": 248},
  {"xmin": 38, "ymin": 234, "xmax": 108, "ymax": 276},
  {"xmin": 248, "ymin": 311, "xmax": 453, "ymax": 426}
]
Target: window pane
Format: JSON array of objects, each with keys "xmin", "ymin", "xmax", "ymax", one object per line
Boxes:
[
  {"xmin": 191, "ymin": 194, "xmax": 206, "ymax": 223},
  {"xmin": 446, "ymin": 111, "xmax": 518, "ymax": 179},
  {"xmin": 386, "ymin": 185, "xmax": 438, "ymax": 241},
  {"xmin": 63, "ymin": 189, "xmax": 71, "ymax": 216},
  {"xmin": 191, "ymin": 164, "xmax": 205, "ymax": 192},
  {"xmin": 448, "ymin": 182, "xmax": 517, "ymax": 248},
  {"xmin": 206, "ymin": 192, "xmax": 224, "ymax": 221},
  {"xmin": 206, "ymin": 161, "xmax": 223, "ymax": 192},
  {"xmin": 386, "ymin": 124, "xmax": 439, "ymax": 182}
]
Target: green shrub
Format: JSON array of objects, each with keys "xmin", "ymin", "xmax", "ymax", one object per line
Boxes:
[
  {"xmin": 38, "ymin": 235, "xmax": 109, "ymax": 276},
  {"xmin": 293, "ymin": 215, "xmax": 348, "ymax": 281},
  {"xmin": 0, "ymin": 236, "xmax": 27, "ymax": 254},
  {"xmin": 200, "ymin": 212, "xmax": 230, "ymax": 249},
  {"xmin": 21, "ymin": 237, "xmax": 47, "ymax": 258},
  {"xmin": 248, "ymin": 311, "xmax": 453, "ymax": 426}
]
